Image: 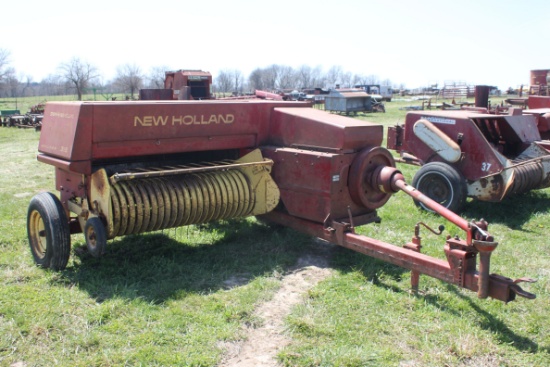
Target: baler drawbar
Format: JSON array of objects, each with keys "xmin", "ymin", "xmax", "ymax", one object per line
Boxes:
[{"xmin": 28, "ymin": 100, "xmax": 535, "ymax": 302}]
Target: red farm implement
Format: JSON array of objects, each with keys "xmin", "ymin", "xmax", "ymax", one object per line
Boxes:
[{"xmin": 28, "ymin": 99, "xmax": 535, "ymax": 303}]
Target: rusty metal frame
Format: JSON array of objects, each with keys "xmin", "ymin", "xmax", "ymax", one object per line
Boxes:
[
  {"xmin": 261, "ymin": 166, "xmax": 536, "ymax": 303},
  {"xmin": 261, "ymin": 210, "xmax": 534, "ymax": 303},
  {"xmin": 109, "ymin": 159, "xmax": 274, "ymax": 184}
]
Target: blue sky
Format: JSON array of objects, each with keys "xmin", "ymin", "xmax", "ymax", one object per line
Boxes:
[{"xmin": 2, "ymin": 0, "xmax": 548, "ymax": 90}]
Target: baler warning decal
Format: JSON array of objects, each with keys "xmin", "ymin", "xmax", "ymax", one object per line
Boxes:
[
  {"xmin": 49, "ymin": 111, "xmax": 75, "ymax": 119},
  {"xmin": 421, "ymin": 116, "xmax": 456, "ymax": 125}
]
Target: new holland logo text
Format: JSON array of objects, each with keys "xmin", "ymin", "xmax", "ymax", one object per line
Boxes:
[{"xmin": 134, "ymin": 114, "xmax": 234, "ymax": 127}]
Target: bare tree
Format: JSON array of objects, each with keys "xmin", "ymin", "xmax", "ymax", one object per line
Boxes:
[
  {"xmin": 352, "ymin": 74, "xmax": 380, "ymax": 86},
  {"xmin": 58, "ymin": 57, "xmax": 99, "ymax": 100},
  {"xmin": 365, "ymin": 74, "xmax": 379, "ymax": 85},
  {"xmin": 248, "ymin": 64, "xmax": 328, "ymax": 91},
  {"xmin": 39, "ymin": 74, "xmax": 66, "ymax": 96},
  {"xmin": 310, "ymin": 65, "xmax": 325, "ymax": 89},
  {"xmin": 340, "ymin": 71, "xmax": 353, "ymax": 88},
  {"xmin": 264, "ymin": 65, "xmax": 280, "ymax": 90},
  {"xmin": 296, "ymin": 65, "xmax": 314, "ymax": 89},
  {"xmin": 277, "ymin": 66, "xmax": 295, "ymax": 90},
  {"xmin": 248, "ymin": 68, "xmax": 265, "ymax": 91},
  {"xmin": 0, "ymin": 72, "xmax": 34, "ymax": 107},
  {"xmin": 232, "ymin": 69, "xmax": 244, "ymax": 95},
  {"xmin": 352, "ymin": 73, "xmax": 364, "ymax": 86},
  {"xmin": 19, "ymin": 75, "xmax": 34, "ymax": 98},
  {"xmin": 114, "ymin": 64, "xmax": 144, "ymax": 99},
  {"xmin": 214, "ymin": 69, "xmax": 234, "ymax": 95},
  {"xmin": 4, "ymin": 72, "xmax": 20, "ymax": 98},
  {"xmin": 147, "ymin": 66, "xmax": 170, "ymax": 88},
  {"xmin": 325, "ymin": 65, "xmax": 343, "ymax": 88},
  {"xmin": 0, "ymin": 49, "xmax": 12, "ymax": 81}
]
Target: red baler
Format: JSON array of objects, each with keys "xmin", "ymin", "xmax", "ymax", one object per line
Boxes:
[{"xmin": 28, "ymin": 100, "xmax": 535, "ymax": 302}]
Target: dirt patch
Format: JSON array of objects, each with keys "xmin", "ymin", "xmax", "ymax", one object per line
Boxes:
[{"xmin": 218, "ymin": 239, "xmax": 335, "ymax": 367}]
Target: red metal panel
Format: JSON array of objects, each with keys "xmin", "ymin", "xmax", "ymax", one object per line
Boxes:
[
  {"xmin": 39, "ymin": 102, "xmax": 93, "ymax": 163},
  {"xmin": 39, "ymin": 100, "xmax": 314, "ymax": 163},
  {"xmin": 524, "ymin": 109, "xmax": 550, "ymax": 134},
  {"xmin": 139, "ymin": 89, "xmax": 173, "ymax": 100},
  {"xmin": 386, "ymin": 125, "xmax": 402, "ymax": 151},
  {"xmin": 255, "ymin": 90, "xmax": 284, "ymax": 100},
  {"xmin": 269, "ymin": 107, "xmax": 383, "ymax": 151},
  {"xmin": 91, "ymin": 101, "xmax": 265, "ymax": 159},
  {"xmin": 37, "ymin": 154, "xmax": 91, "ymax": 175},
  {"xmin": 530, "ymin": 69, "xmax": 549, "ymax": 86},
  {"xmin": 401, "ymin": 111, "xmax": 504, "ymax": 180},
  {"xmin": 261, "ymin": 146, "xmax": 372, "ymax": 223},
  {"xmin": 91, "ymin": 101, "xmax": 252, "ymax": 143},
  {"xmin": 55, "ymin": 169, "xmax": 86, "ymax": 205},
  {"xmin": 499, "ymin": 114, "xmax": 540, "ymax": 142},
  {"xmin": 528, "ymin": 96, "xmax": 550, "ymax": 109}
]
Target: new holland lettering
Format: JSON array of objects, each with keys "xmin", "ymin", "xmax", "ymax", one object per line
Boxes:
[
  {"xmin": 134, "ymin": 116, "xmax": 169, "ymax": 127},
  {"xmin": 134, "ymin": 114, "xmax": 234, "ymax": 127}
]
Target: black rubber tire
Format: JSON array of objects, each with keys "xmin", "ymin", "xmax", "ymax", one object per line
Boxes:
[
  {"xmin": 27, "ymin": 192, "xmax": 71, "ymax": 270},
  {"xmin": 84, "ymin": 217, "xmax": 107, "ymax": 257},
  {"xmin": 412, "ymin": 162, "xmax": 467, "ymax": 213}
]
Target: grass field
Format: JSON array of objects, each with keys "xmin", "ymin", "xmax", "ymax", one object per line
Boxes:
[{"xmin": 0, "ymin": 95, "xmax": 548, "ymax": 366}]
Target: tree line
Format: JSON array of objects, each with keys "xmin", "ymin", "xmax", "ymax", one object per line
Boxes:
[
  {"xmin": 217, "ymin": 65, "xmax": 392, "ymax": 96},
  {"xmin": 0, "ymin": 48, "xmax": 395, "ymax": 101}
]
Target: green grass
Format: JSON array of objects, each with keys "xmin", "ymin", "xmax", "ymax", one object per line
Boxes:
[{"xmin": 0, "ymin": 95, "xmax": 549, "ymax": 366}]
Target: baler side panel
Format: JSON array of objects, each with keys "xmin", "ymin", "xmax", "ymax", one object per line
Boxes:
[
  {"xmin": 88, "ymin": 101, "xmax": 302, "ymax": 160},
  {"xmin": 403, "ymin": 111, "xmax": 504, "ymax": 180},
  {"xmin": 39, "ymin": 103, "xmax": 93, "ymax": 164},
  {"xmin": 91, "ymin": 102, "xmax": 257, "ymax": 159},
  {"xmin": 500, "ymin": 115, "xmax": 541, "ymax": 143},
  {"xmin": 262, "ymin": 146, "xmax": 371, "ymax": 223},
  {"xmin": 268, "ymin": 107, "xmax": 383, "ymax": 151},
  {"xmin": 528, "ymin": 95, "xmax": 550, "ymax": 109},
  {"xmin": 523, "ymin": 109, "xmax": 550, "ymax": 134}
]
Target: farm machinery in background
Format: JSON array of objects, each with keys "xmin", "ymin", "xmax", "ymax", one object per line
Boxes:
[
  {"xmin": 354, "ymin": 84, "xmax": 393, "ymax": 102},
  {"xmin": 0, "ymin": 109, "xmax": 20, "ymax": 126},
  {"xmin": 387, "ymin": 80, "xmax": 550, "ymax": 213},
  {"xmin": 139, "ymin": 69, "xmax": 213, "ymax": 101},
  {"xmin": 139, "ymin": 69, "xmax": 384, "ymax": 113},
  {"xmin": 1, "ymin": 103, "xmax": 45, "ymax": 130},
  {"xmin": 28, "ymin": 98, "xmax": 535, "ymax": 303},
  {"xmin": 523, "ymin": 69, "xmax": 550, "ymax": 139},
  {"xmin": 138, "ymin": 69, "xmax": 292, "ymax": 101}
]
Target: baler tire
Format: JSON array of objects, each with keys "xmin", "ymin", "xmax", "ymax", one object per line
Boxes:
[
  {"xmin": 412, "ymin": 162, "xmax": 467, "ymax": 213},
  {"xmin": 27, "ymin": 192, "xmax": 71, "ymax": 270},
  {"xmin": 84, "ymin": 217, "xmax": 107, "ymax": 258}
]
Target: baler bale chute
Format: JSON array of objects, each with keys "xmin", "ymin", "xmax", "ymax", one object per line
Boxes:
[{"xmin": 28, "ymin": 100, "xmax": 535, "ymax": 302}]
